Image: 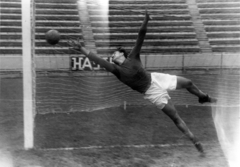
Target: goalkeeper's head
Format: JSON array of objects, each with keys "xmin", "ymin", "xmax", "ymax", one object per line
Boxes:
[
  {"xmin": 116, "ymin": 47, "xmax": 128, "ymax": 58},
  {"xmin": 111, "ymin": 47, "xmax": 128, "ymax": 65}
]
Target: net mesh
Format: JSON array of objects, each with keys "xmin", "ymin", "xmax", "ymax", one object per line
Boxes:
[
  {"xmin": 33, "ymin": 0, "xmax": 240, "ymax": 113},
  {"xmin": 36, "ymin": 75, "xmax": 148, "ymax": 114},
  {"xmin": 36, "ymin": 73, "xmax": 240, "ymax": 114}
]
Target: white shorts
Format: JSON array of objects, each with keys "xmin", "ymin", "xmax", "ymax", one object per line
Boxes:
[{"xmin": 144, "ymin": 72, "xmax": 177, "ymax": 109}]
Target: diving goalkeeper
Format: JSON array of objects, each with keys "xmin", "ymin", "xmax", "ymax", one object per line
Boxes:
[{"xmin": 69, "ymin": 11, "xmax": 216, "ymax": 155}]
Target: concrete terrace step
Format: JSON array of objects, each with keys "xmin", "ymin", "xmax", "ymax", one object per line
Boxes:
[
  {"xmin": 35, "ymin": 15, "xmax": 80, "ymax": 21},
  {"xmin": 35, "ymin": 32, "xmax": 82, "ymax": 36},
  {"xmin": 35, "ymin": 3, "xmax": 78, "ymax": 10},
  {"xmin": 36, "ymin": 9, "xmax": 79, "ymax": 15},
  {"xmin": 0, "ymin": 20, "xmax": 21, "ymax": 26},
  {"xmin": 0, "ymin": 47, "xmax": 22, "ymax": 54},
  {"xmin": 0, "ymin": 8, "xmax": 21, "ymax": 14},
  {"xmin": 205, "ymin": 26, "xmax": 240, "ymax": 32},
  {"xmin": 0, "ymin": 2, "xmax": 21, "ymax": 8},
  {"xmin": 209, "ymin": 39, "xmax": 240, "ymax": 45},
  {"xmin": 88, "ymin": 9, "xmax": 190, "ymax": 15},
  {"xmin": 35, "ymin": 40, "xmax": 82, "ymax": 47},
  {"xmin": 89, "ymin": 15, "xmax": 191, "ymax": 21},
  {"xmin": 35, "ymin": 0, "xmax": 77, "ymax": 3},
  {"xmin": 91, "ymin": 21, "xmax": 193, "ymax": 27},
  {"xmin": 93, "ymin": 32, "xmax": 197, "ymax": 35},
  {"xmin": 35, "ymin": 20, "xmax": 80, "ymax": 22},
  {"xmin": 202, "ymin": 20, "xmax": 240, "ymax": 25},
  {"xmin": 95, "ymin": 40, "xmax": 199, "ymax": 47},
  {"xmin": 0, "ymin": 41, "xmax": 22, "ymax": 47},
  {"xmin": 1, "ymin": 0, "xmax": 20, "ymax": 2},
  {"xmin": 93, "ymin": 33, "xmax": 197, "ymax": 40},
  {"xmin": 108, "ymin": 0, "xmax": 186, "ymax": 5},
  {"xmin": 35, "ymin": 27, "xmax": 82, "ymax": 33},
  {"xmin": 96, "ymin": 47, "xmax": 200, "ymax": 54},
  {"xmin": 207, "ymin": 31, "xmax": 240, "ymax": 38},
  {"xmin": 96, "ymin": 38, "xmax": 198, "ymax": 42},
  {"xmin": 97, "ymin": 45, "xmax": 200, "ymax": 50},
  {"xmin": 197, "ymin": 2, "xmax": 240, "ymax": 8},
  {"xmin": 0, "ymin": 33, "xmax": 21, "ymax": 40},
  {"xmin": 211, "ymin": 44, "xmax": 240, "ymax": 48},
  {"xmin": 209, "ymin": 37, "xmax": 240, "ymax": 41},
  {"xmin": 0, "ymin": 47, "xmax": 21, "ymax": 49},
  {"xmin": 207, "ymin": 31, "xmax": 240, "ymax": 35},
  {"xmin": 200, "ymin": 14, "xmax": 240, "ymax": 19},
  {"xmin": 196, "ymin": 0, "xmax": 239, "ymax": 3},
  {"xmin": 88, "ymin": 4, "xmax": 188, "ymax": 10},
  {"xmin": 92, "ymin": 27, "xmax": 195, "ymax": 33},
  {"xmin": 93, "ymin": 32, "xmax": 196, "ymax": 36},
  {"xmin": 35, "ymin": 48, "xmax": 79, "ymax": 55},
  {"xmin": 199, "ymin": 8, "xmax": 240, "ymax": 14},
  {"xmin": 0, "ymin": 39, "xmax": 21, "ymax": 42},
  {"xmin": 35, "ymin": 33, "xmax": 83, "ymax": 40},
  {"xmin": 0, "ymin": 27, "xmax": 21, "ymax": 33},
  {"xmin": 212, "ymin": 45, "xmax": 240, "ymax": 52},
  {"xmin": 90, "ymin": 1, "xmax": 187, "ymax": 5},
  {"xmin": 0, "ymin": 14, "xmax": 21, "ymax": 20},
  {"xmin": 35, "ymin": 21, "xmax": 80, "ymax": 27}
]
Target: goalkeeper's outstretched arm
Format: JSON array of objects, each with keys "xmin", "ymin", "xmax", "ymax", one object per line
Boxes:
[
  {"xmin": 69, "ymin": 39, "xmax": 117, "ymax": 73},
  {"xmin": 128, "ymin": 10, "xmax": 151, "ymax": 58}
]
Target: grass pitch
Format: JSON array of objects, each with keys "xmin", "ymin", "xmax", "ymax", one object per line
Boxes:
[{"xmin": 0, "ymin": 77, "xmax": 229, "ymax": 167}]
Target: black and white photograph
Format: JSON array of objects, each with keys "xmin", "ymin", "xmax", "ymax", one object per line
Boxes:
[{"xmin": 0, "ymin": 0, "xmax": 239, "ymax": 166}]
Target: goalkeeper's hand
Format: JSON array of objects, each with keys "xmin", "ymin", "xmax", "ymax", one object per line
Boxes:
[
  {"xmin": 68, "ymin": 38, "xmax": 91, "ymax": 56},
  {"xmin": 145, "ymin": 10, "xmax": 152, "ymax": 21},
  {"xmin": 68, "ymin": 38, "xmax": 83, "ymax": 51}
]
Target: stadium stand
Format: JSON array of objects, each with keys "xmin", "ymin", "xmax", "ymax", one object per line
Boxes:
[
  {"xmin": 0, "ymin": 0, "xmax": 22, "ymax": 55},
  {"xmin": 0, "ymin": 0, "xmax": 83, "ymax": 56},
  {"xmin": 88, "ymin": 0, "xmax": 201, "ymax": 55},
  {"xmin": 34, "ymin": 0, "xmax": 83, "ymax": 55},
  {"xmin": 197, "ymin": 0, "xmax": 240, "ymax": 52},
  {"xmin": 0, "ymin": 0, "xmax": 239, "ymax": 68}
]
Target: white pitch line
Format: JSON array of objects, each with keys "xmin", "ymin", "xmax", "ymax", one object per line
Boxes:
[{"xmin": 37, "ymin": 143, "xmax": 215, "ymax": 151}]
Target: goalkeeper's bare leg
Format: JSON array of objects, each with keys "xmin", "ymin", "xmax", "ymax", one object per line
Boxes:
[
  {"xmin": 161, "ymin": 100, "xmax": 205, "ymax": 155},
  {"xmin": 176, "ymin": 76, "xmax": 217, "ymax": 103}
]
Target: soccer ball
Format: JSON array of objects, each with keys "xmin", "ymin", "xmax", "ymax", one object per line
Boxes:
[{"xmin": 45, "ymin": 29, "xmax": 60, "ymax": 45}]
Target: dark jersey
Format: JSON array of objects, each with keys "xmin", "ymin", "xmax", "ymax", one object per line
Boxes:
[
  {"xmin": 88, "ymin": 51, "xmax": 151, "ymax": 94},
  {"xmin": 112, "ymin": 56, "xmax": 151, "ymax": 94},
  {"xmin": 86, "ymin": 16, "xmax": 151, "ymax": 93}
]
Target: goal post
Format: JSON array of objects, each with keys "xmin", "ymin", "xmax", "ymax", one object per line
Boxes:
[{"xmin": 22, "ymin": 0, "xmax": 35, "ymax": 150}]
